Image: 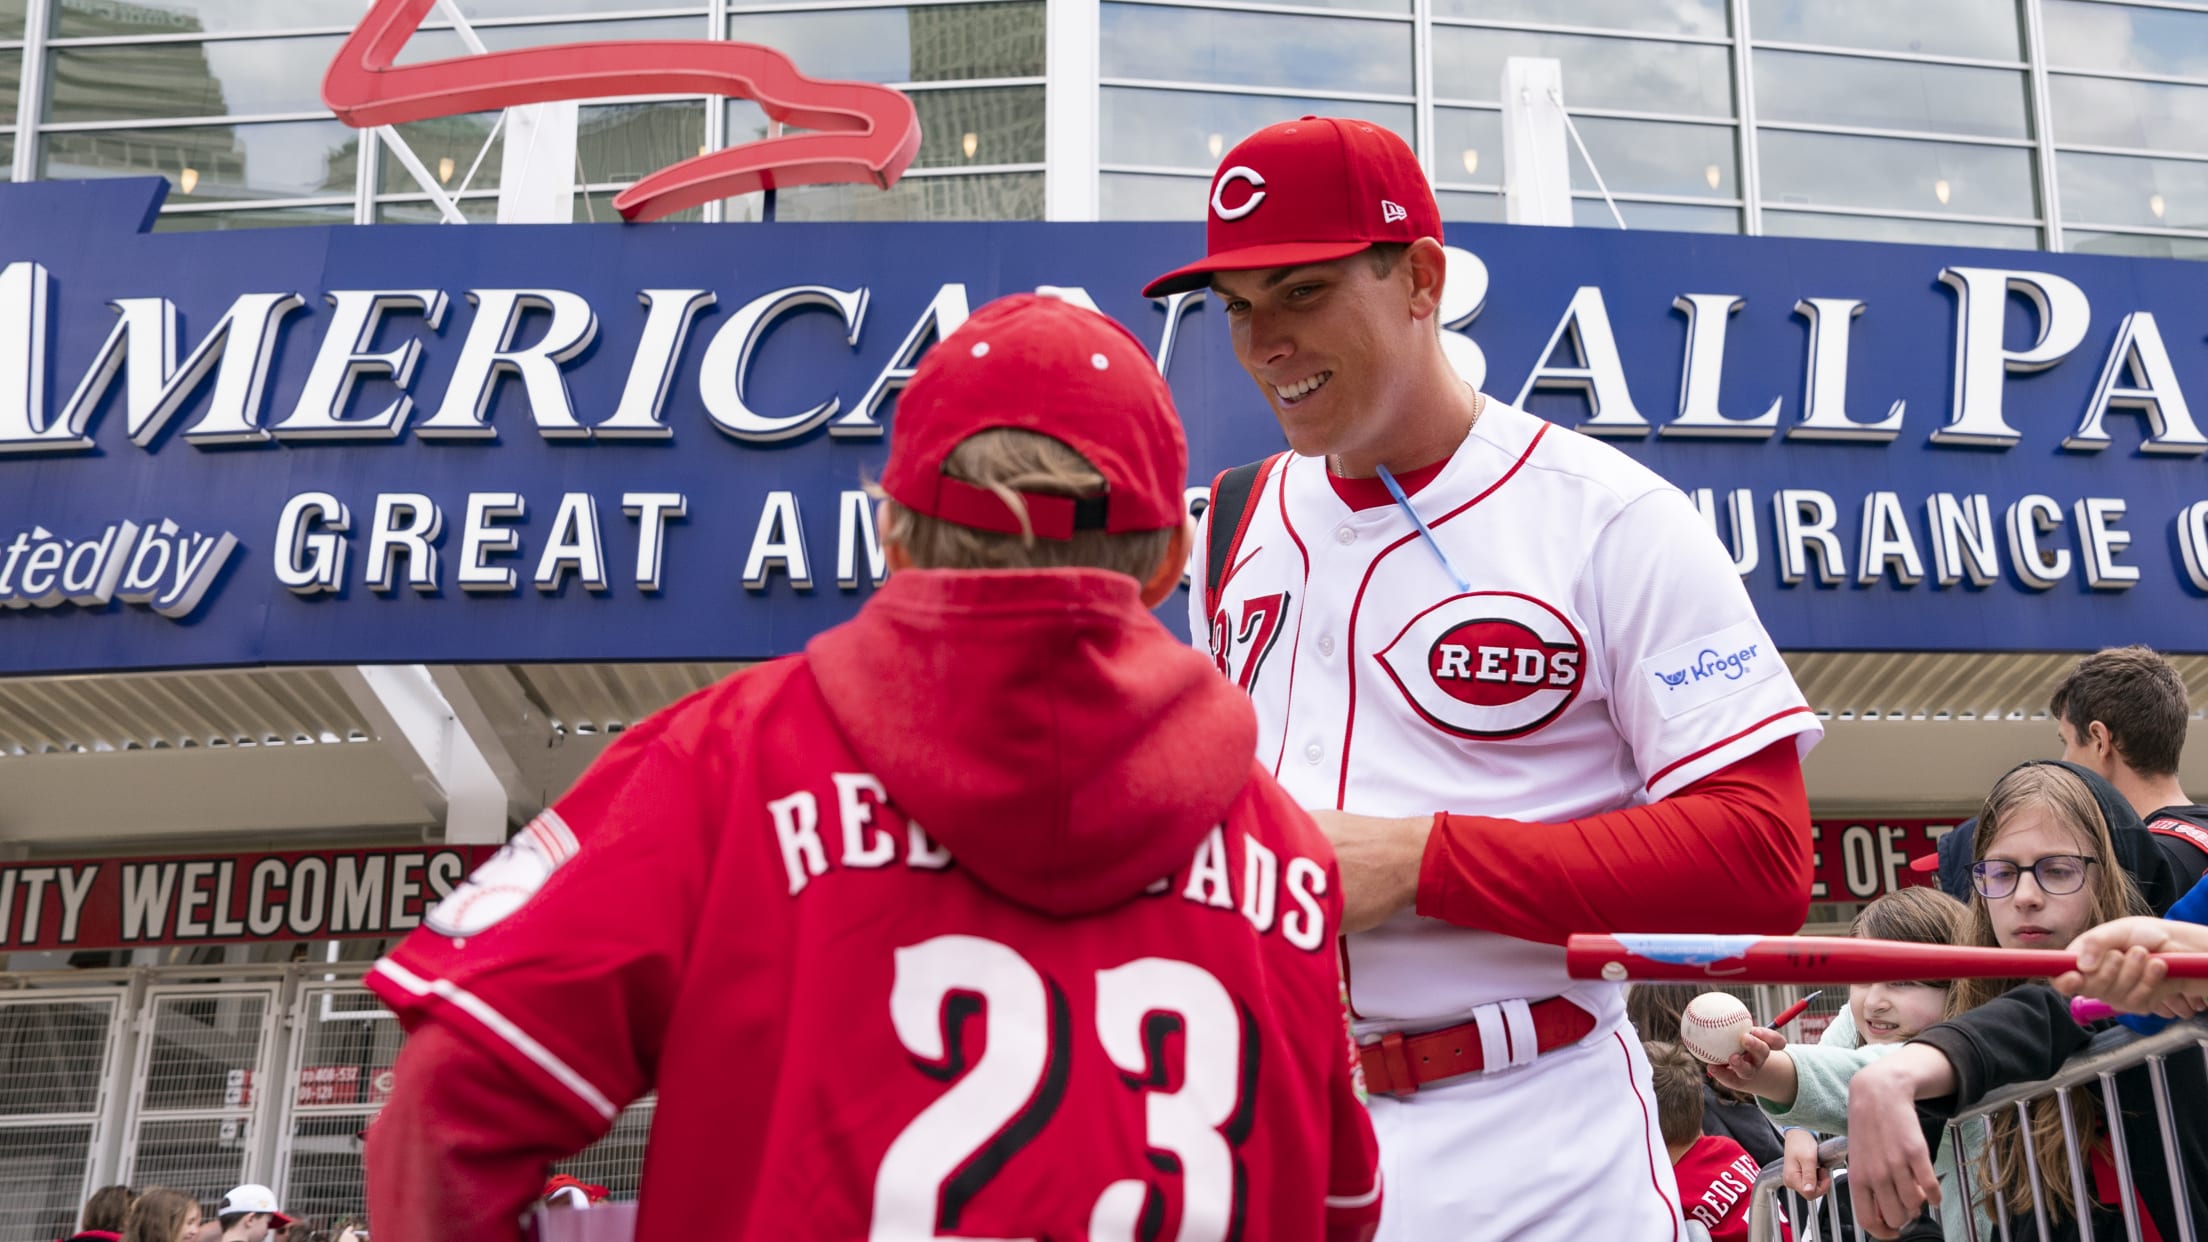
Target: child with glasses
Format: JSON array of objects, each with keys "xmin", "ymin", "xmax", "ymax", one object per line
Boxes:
[{"xmin": 1845, "ymin": 762, "xmax": 2208, "ymax": 1241}]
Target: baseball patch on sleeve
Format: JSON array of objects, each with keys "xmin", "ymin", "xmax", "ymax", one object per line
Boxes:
[
  {"xmin": 425, "ymin": 809, "xmax": 580, "ymax": 938},
  {"xmin": 1638, "ymin": 619, "xmax": 1783, "ymax": 719}
]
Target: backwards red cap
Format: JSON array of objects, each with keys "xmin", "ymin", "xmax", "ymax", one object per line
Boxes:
[
  {"xmin": 881, "ymin": 293, "xmax": 1188, "ymax": 540},
  {"xmin": 1143, "ymin": 116, "xmax": 1441, "ymax": 298}
]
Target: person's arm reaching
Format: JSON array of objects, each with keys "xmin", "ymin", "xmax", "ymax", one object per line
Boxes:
[
  {"xmin": 2055, "ymin": 915, "xmax": 2208, "ymax": 1016},
  {"xmin": 1846, "ymin": 986, "xmax": 2093, "ymax": 1239},
  {"xmin": 1844, "ymin": 1043, "xmax": 1955, "ymax": 1240}
]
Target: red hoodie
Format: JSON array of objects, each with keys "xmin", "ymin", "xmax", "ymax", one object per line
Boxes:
[{"xmin": 365, "ymin": 569, "xmax": 1381, "ymax": 1241}]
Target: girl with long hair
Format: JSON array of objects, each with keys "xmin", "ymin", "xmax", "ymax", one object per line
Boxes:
[
  {"xmin": 1847, "ymin": 762, "xmax": 2207, "ymax": 1240},
  {"xmin": 121, "ymin": 1188, "xmax": 200, "ymax": 1242},
  {"xmin": 1941, "ymin": 765, "xmax": 2151, "ymax": 1226}
]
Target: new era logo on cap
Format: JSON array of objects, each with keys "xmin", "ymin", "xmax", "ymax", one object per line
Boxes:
[{"xmin": 1144, "ymin": 116, "xmax": 1443, "ymax": 298}]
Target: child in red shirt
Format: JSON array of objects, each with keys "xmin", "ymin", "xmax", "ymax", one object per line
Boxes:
[
  {"xmin": 360, "ymin": 295, "xmax": 1382, "ymax": 1241},
  {"xmin": 1650, "ymin": 1039, "xmax": 1781, "ymax": 1240}
]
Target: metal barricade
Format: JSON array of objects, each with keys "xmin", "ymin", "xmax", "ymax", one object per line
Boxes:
[{"xmin": 1746, "ymin": 1017, "xmax": 2208, "ymax": 1242}]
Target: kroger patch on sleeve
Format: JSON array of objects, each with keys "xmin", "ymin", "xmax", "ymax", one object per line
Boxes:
[{"xmin": 1638, "ymin": 618, "xmax": 1783, "ymax": 720}]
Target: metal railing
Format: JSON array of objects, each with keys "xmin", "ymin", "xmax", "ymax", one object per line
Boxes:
[{"xmin": 1747, "ymin": 1017, "xmax": 2208, "ymax": 1242}]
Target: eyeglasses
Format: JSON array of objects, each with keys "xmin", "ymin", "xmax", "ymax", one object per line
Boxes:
[{"xmin": 1970, "ymin": 855, "xmax": 2097, "ymax": 899}]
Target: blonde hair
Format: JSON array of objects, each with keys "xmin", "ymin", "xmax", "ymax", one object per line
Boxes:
[
  {"xmin": 1951, "ymin": 764, "xmax": 2151, "ymax": 1221},
  {"xmin": 880, "ymin": 428, "xmax": 1174, "ymax": 579}
]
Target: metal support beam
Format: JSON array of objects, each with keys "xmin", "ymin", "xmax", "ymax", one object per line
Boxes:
[
  {"xmin": 1044, "ymin": 0, "xmax": 1101, "ymax": 221},
  {"xmin": 332, "ymin": 666, "xmax": 510, "ymax": 844},
  {"xmin": 11, "ymin": 0, "xmax": 49, "ymax": 185},
  {"xmin": 1501, "ymin": 57, "xmax": 1573, "ymax": 227},
  {"xmin": 500, "ymin": 100, "xmax": 581, "ymax": 224},
  {"xmin": 427, "ymin": 665, "xmax": 545, "ymax": 820}
]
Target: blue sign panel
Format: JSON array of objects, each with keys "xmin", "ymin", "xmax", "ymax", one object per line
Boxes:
[{"xmin": 3, "ymin": 178, "xmax": 2206, "ymax": 674}]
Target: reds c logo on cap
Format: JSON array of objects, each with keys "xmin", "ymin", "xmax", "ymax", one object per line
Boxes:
[
  {"xmin": 1377, "ymin": 592, "xmax": 1586, "ymax": 739},
  {"xmin": 1211, "ymin": 165, "xmax": 1267, "ymax": 221}
]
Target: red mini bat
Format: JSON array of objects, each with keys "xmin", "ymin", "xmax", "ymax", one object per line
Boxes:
[
  {"xmin": 1768, "ymin": 990, "xmax": 1820, "ymax": 1028},
  {"xmin": 325, "ymin": 0, "xmax": 921, "ymax": 222},
  {"xmin": 1566, "ymin": 933, "xmax": 2208, "ymax": 984}
]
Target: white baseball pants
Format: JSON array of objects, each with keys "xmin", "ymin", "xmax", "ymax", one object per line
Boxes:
[{"xmin": 1365, "ymin": 1017, "xmax": 1688, "ymax": 1241}]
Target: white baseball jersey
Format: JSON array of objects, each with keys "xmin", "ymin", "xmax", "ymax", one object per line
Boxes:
[{"xmin": 1188, "ymin": 397, "xmax": 1823, "ymax": 1031}]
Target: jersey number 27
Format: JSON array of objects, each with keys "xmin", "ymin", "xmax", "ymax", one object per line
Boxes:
[
  {"xmin": 1211, "ymin": 592, "xmax": 1290, "ymax": 696},
  {"xmin": 872, "ymin": 934, "xmax": 1257, "ymax": 1241}
]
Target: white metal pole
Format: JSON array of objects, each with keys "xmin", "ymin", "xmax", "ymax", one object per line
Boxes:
[
  {"xmin": 1044, "ymin": 0, "xmax": 1101, "ymax": 220},
  {"xmin": 498, "ymin": 100, "xmax": 581, "ymax": 224},
  {"xmin": 1501, "ymin": 57, "xmax": 1572, "ymax": 226}
]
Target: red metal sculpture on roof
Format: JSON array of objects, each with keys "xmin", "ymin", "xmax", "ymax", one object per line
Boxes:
[{"xmin": 324, "ymin": 0, "xmax": 922, "ymax": 223}]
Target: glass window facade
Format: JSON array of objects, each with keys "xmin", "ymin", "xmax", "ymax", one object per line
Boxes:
[
  {"xmin": 18, "ymin": 0, "xmax": 1044, "ymax": 227},
  {"xmin": 8, "ymin": 2, "xmax": 2208, "ymax": 251}
]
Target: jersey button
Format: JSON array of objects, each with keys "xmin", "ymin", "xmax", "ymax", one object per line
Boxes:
[
  {"xmin": 1304, "ymin": 742, "xmax": 1324, "ymax": 763},
  {"xmin": 1317, "ymin": 635, "xmax": 1335, "ymax": 656},
  {"xmin": 1334, "ymin": 527, "xmax": 1357, "ymax": 545}
]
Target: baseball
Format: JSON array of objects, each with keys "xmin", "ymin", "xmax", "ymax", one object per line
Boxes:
[{"xmin": 1679, "ymin": 991, "xmax": 1753, "ymax": 1064}]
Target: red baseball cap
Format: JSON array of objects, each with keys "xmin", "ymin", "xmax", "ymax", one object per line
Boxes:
[
  {"xmin": 1908, "ymin": 852, "xmax": 1941, "ymax": 873},
  {"xmin": 1143, "ymin": 116, "xmax": 1442, "ymax": 298},
  {"xmin": 881, "ymin": 293, "xmax": 1188, "ymax": 540}
]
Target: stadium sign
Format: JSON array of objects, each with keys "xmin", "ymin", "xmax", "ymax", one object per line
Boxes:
[
  {"xmin": 3, "ymin": 176, "xmax": 2208, "ymax": 672},
  {"xmin": 0, "ymin": 845, "xmax": 495, "ymax": 951}
]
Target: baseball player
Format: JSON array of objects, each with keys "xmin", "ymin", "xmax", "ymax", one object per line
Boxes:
[
  {"xmin": 362, "ymin": 294, "xmax": 1383, "ymax": 1240},
  {"xmin": 1147, "ymin": 118, "xmax": 1823, "ymax": 1240}
]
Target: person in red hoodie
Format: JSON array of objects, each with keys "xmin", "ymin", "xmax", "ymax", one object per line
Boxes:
[{"xmin": 363, "ymin": 293, "xmax": 1383, "ymax": 1241}]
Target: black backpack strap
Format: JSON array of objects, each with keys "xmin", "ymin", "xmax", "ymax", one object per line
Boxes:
[{"xmin": 1200, "ymin": 453, "xmax": 1282, "ymax": 619}]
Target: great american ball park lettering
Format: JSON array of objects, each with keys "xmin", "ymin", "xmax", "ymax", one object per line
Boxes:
[{"xmin": 2, "ymin": 178, "xmax": 2208, "ymax": 671}]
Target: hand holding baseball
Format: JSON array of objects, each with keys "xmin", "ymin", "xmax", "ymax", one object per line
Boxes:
[
  {"xmin": 1678, "ymin": 991, "xmax": 1752, "ymax": 1064},
  {"xmin": 1707, "ymin": 1026, "xmax": 1785, "ymax": 1094}
]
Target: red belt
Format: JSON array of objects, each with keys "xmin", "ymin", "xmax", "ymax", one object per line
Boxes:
[{"xmin": 1358, "ymin": 997, "xmax": 1597, "ymax": 1096}]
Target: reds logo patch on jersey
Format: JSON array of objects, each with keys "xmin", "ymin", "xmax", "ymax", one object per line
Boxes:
[{"xmin": 1376, "ymin": 592, "xmax": 1584, "ymax": 739}]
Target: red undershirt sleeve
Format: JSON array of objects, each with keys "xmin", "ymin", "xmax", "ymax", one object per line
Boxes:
[{"xmin": 1415, "ymin": 740, "xmax": 1811, "ymax": 944}]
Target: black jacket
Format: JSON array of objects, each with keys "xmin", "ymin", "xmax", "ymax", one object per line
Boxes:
[
  {"xmin": 1702, "ymin": 1083, "xmax": 1785, "ymax": 1168},
  {"xmin": 1911, "ymin": 987, "xmax": 2208, "ymax": 1242}
]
